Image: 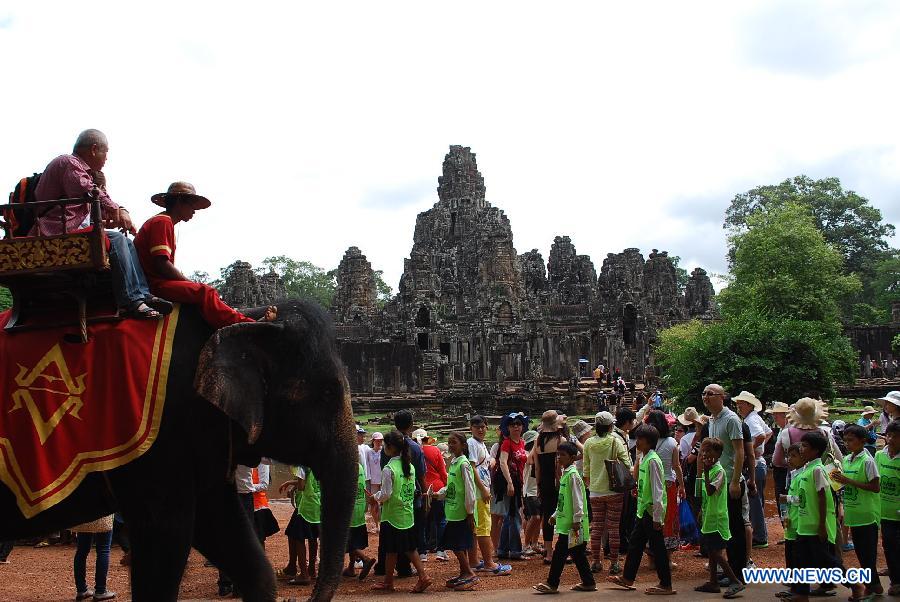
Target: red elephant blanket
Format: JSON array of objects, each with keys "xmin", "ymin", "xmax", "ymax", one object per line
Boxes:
[{"xmin": 0, "ymin": 305, "xmax": 180, "ymax": 518}]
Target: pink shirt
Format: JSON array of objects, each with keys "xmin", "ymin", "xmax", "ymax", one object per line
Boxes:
[{"xmin": 31, "ymin": 154, "xmax": 120, "ymax": 236}]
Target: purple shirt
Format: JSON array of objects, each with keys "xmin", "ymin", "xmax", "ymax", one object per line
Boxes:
[{"xmin": 31, "ymin": 154, "xmax": 119, "ymax": 236}]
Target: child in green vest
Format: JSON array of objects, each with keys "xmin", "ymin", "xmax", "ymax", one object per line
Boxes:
[
  {"xmin": 875, "ymin": 418, "xmax": 900, "ymax": 596},
  {"xmin": 793, "ymin": 431, "xmax": 867, "ymax": 601},
  {"xmin": 431, "ymin": 432, "xmax": 479, "ymax": 591},
  {"xmin": 608, "ymin": 424, "xmax": 675, "ymax": 595},
  {"xmin": 694, "ymin": 437, "xmax": 745, "ymax": 598},
  {"xmin": 775, "ymin": 443, "xmax": 804, "ymax": 599},
  {"xmin": 533, "ymin": 441, "xmax": 595, "ymax": 594},
  {"xmin": 831, "ymin": 424, "xmax": 882, "ymax": 596},
  {"xmin": 368, "ymin": 430, "xmax": 432, "ymax": 593},
  {"xmin": 344, "ymin": 462, "xmax": 376, "ymax": 581},
  {"xmin": 282, "ymin": 465, "xmax": 321, "ymax": 586}
]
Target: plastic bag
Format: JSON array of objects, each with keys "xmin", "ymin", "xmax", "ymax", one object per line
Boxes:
[{"xmin": 678, "ymin": 499, "xmax": 699, "ymax": 544}]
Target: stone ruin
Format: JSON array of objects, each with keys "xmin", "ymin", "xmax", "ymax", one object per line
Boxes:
[
  {"xmin": 328, "ymin": 145, "xmax": 719, "ymax": 393},
  {"xmin": 218, "ymin": 260, "xmax": 286, "ymax": 308}
]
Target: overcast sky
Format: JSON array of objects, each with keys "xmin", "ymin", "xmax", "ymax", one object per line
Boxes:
[{"xmin": 2, "ymin": 1, "xmax": 898, "ymax": 293}]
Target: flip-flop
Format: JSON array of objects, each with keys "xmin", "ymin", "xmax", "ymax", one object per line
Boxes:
[
  {"xmin": 358, "ymin": 558, "xmax": 375, "ymax": 581},
  {"xmin": 694, "ymin": 582, "xmax": 720, "ymax": 593},
  {"xmin": 371, "ymin": 582, "xmax": 394, "ymax": 591},
  {"xmin": 723, "ymin": 583, "xmax": 746, "ymax": 599},
  {"xmin": 454, "ymin": 577, "xmax": 478, "ymax": 591},
  {"xmin": 445, "ymin": 576, "xmax": 464, "ymax": 588},
  {"xmin": 410, "ymin": 577, "xmax": 432, "ymax": 593},
  {"xmin": 607, "ymin": 576, "xmax": 636, "ymax": 590},
  {"xmin": 645, "ymin": 586, "xmax": 677, "ymax": 595},
  {"xmin": 532, "ymin": 583, "xmax": 559, "ymax": 594},
  {"xmin": 571, "ymin": 582, "xmax": 597, "ymax": 591},
  {"xmin": 810, "ymin": 587, "xmax": 837, "ymax": 597}
]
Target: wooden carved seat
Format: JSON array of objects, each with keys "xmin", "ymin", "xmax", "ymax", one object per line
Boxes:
[{"xmin": 0, "ymin": 193, "xmax": 120, "ymax": 340}]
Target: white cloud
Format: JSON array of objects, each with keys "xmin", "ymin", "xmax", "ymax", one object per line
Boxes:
[{"xmin": 2, "ymin": 1, "xmax": 898, "ymax": 295}]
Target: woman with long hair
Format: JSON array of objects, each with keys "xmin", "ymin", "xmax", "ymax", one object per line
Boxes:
[
  {"xmin": 530, "ymin": 410, "xmax": 564, "ymax": 564},
  {"xmin": 494, "ymin": 412, "xmax": 528, "ymax": 560},
  {"xmin": 645, "ymin": 410, "xmax": 686, "ymax": 557}
]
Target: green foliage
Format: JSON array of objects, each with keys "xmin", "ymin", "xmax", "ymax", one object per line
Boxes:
[
  {"xmin": 725, "ymin": 175, "xmax": 895, "ymax": 277},
  {"xmin": 190, "ymin": 270, "xmax": 211, "ymax": 284},
  {"xmin": 669, "ymin": 256, "xmax": 690, "ymax": 293},
  {"xmin": 261, "ymin": 255, "xmax": 336, "ymax": 308},
  {"xmin": 893, "ymin": 334, "xmax": 900, "ymax": 356},
  {"xmin": 850, "ymin": 303, "xmax": 889, "ymax": 326},
  {"xmin": 0, "ymin": 286, "xmax": 11, "ymax": 311},
  {"xmin": 871, "ymin": 250, "xmax": 900, "ymax": 320},
  {"xmin": 719, "ymin": 203, "xmax": 860, "ymax": 324},
  {"xmin": 656, "ymin": 312, "xmax": 857, "ymax": 408},
  {"xmin": 373, "ymin": 270, "xmax": 393, "ymax": 308}
]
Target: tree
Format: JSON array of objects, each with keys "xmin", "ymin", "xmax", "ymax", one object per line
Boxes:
[
  {"xmin": 669, "ymin": 256, "xmax": 690, "ymax": 293},
  {"xmin": 656, "ymin": 312, "xmax": 857, "ymax": 407},
  {"xmin": 374, "ymin": 270, "xmax": 393, "ymax": 308},
  {"xmin": 718, "ymin": 203, "xmax": 860, "ymax": 324},
  {"xmin": 260, "ymin": 256, "xmax": 336, "ymax": 308},
  {"xmin": 725, "ymin": 175, "xmax": 895, "ymax": 278},
  {"xmin": 0, "ymin": 286, "xmax": 11, "ymax": 312}
]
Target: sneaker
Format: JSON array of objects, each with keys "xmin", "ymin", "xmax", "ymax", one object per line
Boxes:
[
  {"xmin": 419, "ymin": 553, "xmax": 428, "ymax": 563},
  {"xmin": 752, "ymin": 541, "xmax": 769, "ymax": 549},
  {"xmin": 608, "ymin": 562, "xmax": 621, "ymax": 576},
  {"xmin": 355, "ymin": 560, "xmax": 364, "ymax": 569},
  {"xmin": 840, "ymin": 542, "xmax": 855, "ymax": 552},
  {"xmin": 746, "ymin": 558, "xmax": 756, "ymax": 570},
  {"xmin": 76, "ymin": 591, "xmax": 95, "ymax": 602},
  {"xmin": 522, "ymin": 545, "xmax": 536, "ymax": 557},
  {"xmin": 473, "ymin": 560, "xmax": 487, "ymax": 572},
  {"xmin": 435, "ymin": 551, "xmax": 449, "ymax": 562},
  {"xmin": 491, "ymin": 564, "xmax": 512, "ymax": 576}
]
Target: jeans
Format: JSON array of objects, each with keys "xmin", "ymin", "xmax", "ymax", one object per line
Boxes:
[
  {"xmin": 74, "ymin": 530, "xmax": 113, "ymax": 595},
  {"xmin": 0, "ymin": 540, "xmax": 13, "ymax": 561},
  {"xmin": 749, "ymin": 459, "xmax": 768, "ymax": 545},
  {"xmin": 497, "ymin": 495, "xmax": 522, "ymax": 557},
  {"xmin": 424, "ymin": 499, "xmax": 446, "ymax": 553},
  {"xmin": 107, "ymin": 230, "xmax": 150, "ymax": 308}
]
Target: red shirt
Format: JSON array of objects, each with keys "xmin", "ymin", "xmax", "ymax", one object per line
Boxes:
[
  {"xmin": 500, "ymin": 438, "xmax": 527, "ymax": 479},
  {"xmin": 422, "ymin": 445, "xmax": 448, "ymax": 491},
  {"xmin": 134, "ymin": 214, "xmax": 175, "ymax": 286}
]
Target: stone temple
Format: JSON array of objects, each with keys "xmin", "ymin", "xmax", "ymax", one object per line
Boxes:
[{"xmin": 327, "ymin": 145, "xmax": 718, "ymax": 394}]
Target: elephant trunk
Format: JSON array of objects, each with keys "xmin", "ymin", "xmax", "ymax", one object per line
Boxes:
[{"xmin": 309, "ymin": 400, "xmax": 357, "ymax": 602}]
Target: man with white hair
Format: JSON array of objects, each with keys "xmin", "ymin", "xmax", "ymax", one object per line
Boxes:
[{"xmin": 32, "ymin": 129, "xmax": 171, "ymax": 319}]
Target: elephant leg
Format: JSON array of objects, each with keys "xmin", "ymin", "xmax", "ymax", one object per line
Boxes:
[{"xmin": 193, "ymin": 482, "xmax": 276, "ymax": 602}]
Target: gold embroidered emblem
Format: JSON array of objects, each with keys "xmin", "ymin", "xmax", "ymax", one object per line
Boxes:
[{"xmin": 9, "ymin": 344, "xmax": 86, "ymax": 444}]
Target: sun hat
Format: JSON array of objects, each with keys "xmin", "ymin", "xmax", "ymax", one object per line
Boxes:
[
  {"xmin": 879, "ymin": 391, "xmax": 900, "ymax": 408},
  {"xmin": 766, "ymin": 401, "xmax": 791, "ymax": 414},
  {"xmin": 677, "ymin": 407, "xmax": 703, "ymax": 426},
  {"xmin": 571, "ymin": 420, "xmax": 592, "ymax": 439},
  {"xmin": 788, "ymin": 397, "xmax": 829, "ymax": 429},
  {"xmin": 500, "ymin": 412, "xmax": 530, "ymax": 437},
  {"xmin": 555, "ymin": 413, "xmax": 568, "ymax": 430},
  {"xmin": 151, "ymin": 181, "xmax": 211, "ymax": 209},
  {"xmin": 523, "ymin": 430, "xmax": 539, "ymax": 445},
  {"xmin": 540, "ymin": 410, "xmax": 559, "ymax": 432},
  {"xmin": 831, "ymin": 419, "xmax": 846, "ymax": 433},
  {"xmin": 594, "ymin": 411, "xmax": 615, "ymax": 426},
  {"xmin": 732, "ymin": 391, "xmax": 763, "ymax": 413},
  {"xmin": 411, "ymin": 428, "xmax": 428, "ymax": 442},
  {"xmin": 861, "ymin": 405, "xmax": 878, "ymax": 417},
  {"xmin": 372, "ymin": 432, "xmax": 384, "ymax": 441}
]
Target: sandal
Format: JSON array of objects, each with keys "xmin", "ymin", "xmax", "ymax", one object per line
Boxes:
[
  {"xmin": 533, "ymin": 583, "xmax": 559, "ymax": 594},
  {"xmin": 410, "ymin": 577, "xmax": 432, "ymax": 593},
  {"xmin": 645, "ymin": 586, "xmax": 677, "ymax": 595},
  {"xmin": 446, "ymin": 576, "xmax": 464, "ymax": 588},
  {"xmin": 607, "ymin": 576, "xmax": 636, "ymax": 590},
  {"xmin": 454, "ymin": 576, "xmax": 478, "ymax": 591},
  {"xmin": 694, "ymin": 582, "xmax": 720, "ymax": 593},
  {"xmin": 810, "ymin": 586, "xmax": 837, "ymax": 597},
  {"xmin": 144, "ymin": 296, "xmax": 173, "ymax": 315},
  {"xmin": 723, "ymin": 583, "xmax": 745, "ymax": 599},
  {"xmin": 571, "ymin": 582, "xmax": 597, "ymax": 591},
  {"xmin": 123, "ymin": 303, "xmax": 162, "ymax": 320},
  {"xmin": 372, "ymin": 581, "xmax": 394, "ymax": 591},
  {"xmin": 358, "ymin": 558, "xmax": 375, "ymax": 581}
]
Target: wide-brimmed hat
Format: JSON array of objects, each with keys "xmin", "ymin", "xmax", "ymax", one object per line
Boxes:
[
  {"xmin": 595, "ymin": 411, "xmax": 615, "ymax": 426},
  {"xmin": 733, "ymin": 391, "xmax": 763, "ymax": 413},
  {"xmin": 151, "ymin": 181, "xmax": 211, "ymax": 209},
  {"xmin": 879, "ymin": 391, "xmax": 900, "ymax": 408},
  {"xmin": 677, "ymin": 407, "xmax": 704, "ymax": 426},
  {"xmin": 523, "ymin": 430, "xmax": 539, "ymax": 445},
  {"xmin": 766, "ymin": 401, "xmax": 791, "ymax": 414},
  {"xmin": 540, "ymin": 410, "xmax": 559, "ymax": 432},
  {"xmin": 571, "ymin": 420, "xmax": 592, "ymax": 439},
  {"xmin": 788, "ymin": 397, "xmax": 829, "ymax": 429},
  {"xmin": 861, "ymin": 405, "xmax": 878, "ymax": 417}
]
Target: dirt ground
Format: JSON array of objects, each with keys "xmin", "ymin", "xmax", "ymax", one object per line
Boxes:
[{"xmin": 0, "ymin": 478, "xmax": 888, "ymax": 601}]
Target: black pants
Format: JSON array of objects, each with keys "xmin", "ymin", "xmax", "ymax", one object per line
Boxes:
[
  {"xmin": 850, "ymin": 523, "xmax": 881, "ymax": 592},
  {"xmin": 793, "ymin": 535, "xmax": 845, "ymax": 595},
  {"xmin": 546, "ymin": 536, "xmax": 594, "ymax": 589},
  {"xmin": 883, "ymin": 519, "xmax": 900, "ymax": 588},
  {"xmin": 623, "ymin": 514, "xmax": 671, "ymax": 588},
  {"xmin": 0, "ymin": 540, "xmax": 12, "ymax": 562},
  {"xmin": 725, "ymin": 480, "xmax": 747, "ymax": 580},
  {"xmin": 617, "ymin": 489, "xmax": 636, "ymax": 557},
  {"xmin": 540, "ymin": 485, "xmax": 559, "ymax": 542}
]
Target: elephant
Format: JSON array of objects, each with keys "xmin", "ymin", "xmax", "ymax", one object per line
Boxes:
[{"xmin": 0, "ymin": 300, "xmax": 357, "ymax": 602}]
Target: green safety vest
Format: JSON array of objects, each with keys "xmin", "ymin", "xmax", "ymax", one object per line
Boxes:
[
  {"xmin": 696, "ymin": 462, "xmax": 730, "ymax": 539},
  {"xmin": 796, "ymin": 459, "xmax": 836, "ymax": 543},
  {"xmin": 875, "ymin": 449, "xmax": 900, "ymax": 523},
  {"xmin": 785, "ymin": 469, "xmax": 801, "ymax": 540},
  {"xmin": 842, "ymin": 452, "xmax": 879, "ymax": 527},
  {"xmin": 445, "ymin": 455, "xmax": 476, "ymax": 523},
  {"xmin": 351, "ymin": 463, "xmax": 367, "ymax": 528},
  {"xmin": 555, "ymin": 464, "xmax": 590, "ymax": 536},
  {"xmin": 637, "ymin": 450, "xmax": 666, "ymax": 520},
  {"xmin": 381, "ymin": 457, "xmax": 415, "ymax": 530},
  {"xmin": 298, "ymin": 469, "xmax": 321, "ymax": 524}
]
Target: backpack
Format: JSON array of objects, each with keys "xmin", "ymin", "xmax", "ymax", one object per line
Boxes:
[{"xmin": 5, "ymin": 173, "xmax": 42, "ymax": 237}]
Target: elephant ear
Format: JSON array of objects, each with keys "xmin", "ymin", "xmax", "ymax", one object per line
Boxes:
[{"xmin": 195, "ymin": 321, "xmax": 284, "ymax": 444}]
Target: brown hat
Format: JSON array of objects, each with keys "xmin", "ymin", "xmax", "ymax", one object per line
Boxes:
[
  {"xmin": 541, "ymin": 410, "xmax": 559, "ymax": 432},
  {"xmin": 151, "ymin": 181, "xmax": 211, "ymax": 209}
]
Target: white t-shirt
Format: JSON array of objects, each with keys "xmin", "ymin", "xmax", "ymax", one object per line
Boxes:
[
  {"xmin": 743, "ymin": 411, "xmax": 771, "ymax": 457},
  {"xmin": 679, "ymin": 432, "xmax": 696, "ymax": 461},
  {"xmin": 467, "ymin": 436, "xmax": 491, "ymax": 487},
  {"xmin": 366, "ymin": 446, "xmax": 383, "ymax": 485},
  {"xmin": 357, "ymin": 444, "xmax": 370, "ymax": 480}
]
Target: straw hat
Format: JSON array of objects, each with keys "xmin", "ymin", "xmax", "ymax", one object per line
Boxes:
[
  {"xmin": 766, "ymin": 401, "xmax": 791, "ymax": 414},
  {"xmin": 788, "ymin": 397, "xmax": 829, "ymax": 429},
  {"xmin": 540, "ymin": 410, "xmax": 559, "ymax": 432},
  {"xmin": 732, "ymin": 391, "xmax": 763, "ymax": 413},
  {"xmin": 150, "ymin": 181, "xmax": 211, "ymax": 209},
  {"xmin": 677, "ymin": 407, "xmax": 704, "ymax": 426},
  {"xmin": 861, "ymin": 405, "xmax": 878, "ymax": 417}
]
